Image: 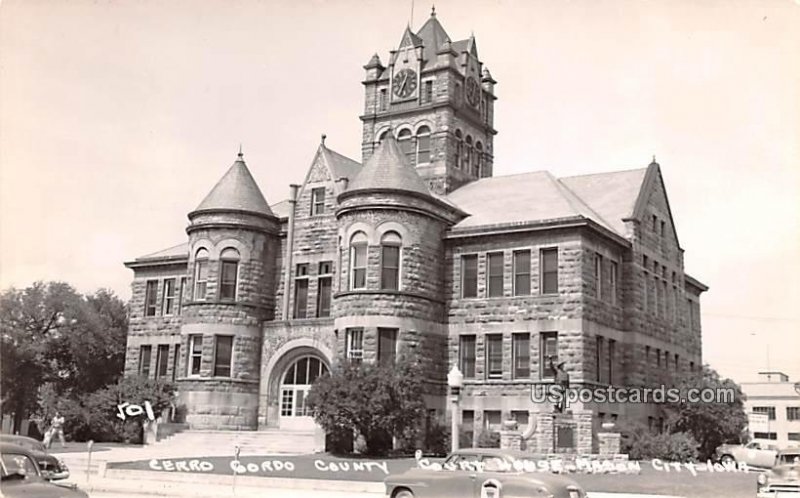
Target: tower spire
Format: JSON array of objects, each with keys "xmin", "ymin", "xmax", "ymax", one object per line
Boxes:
[{"xmin": 238, "ymin": 143, "xmax": 243, "ymax": 158}]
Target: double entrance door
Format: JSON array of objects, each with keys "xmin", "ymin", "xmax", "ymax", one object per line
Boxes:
[{"xmin": 279, "ymin": 355, "xmax": 329, "ymax": 430}]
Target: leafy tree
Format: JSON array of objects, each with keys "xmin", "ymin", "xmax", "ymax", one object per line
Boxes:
[
  {"xmin": 664, "ymin": 365, "xmax": 748, "ymax": 459},
  {"xmin": 307, "ymin": 356, "xmax": 427, "ymax": 456},
  {"xmin": 0, "ymin": 282, "xmax": 128, "ymax": 432}
]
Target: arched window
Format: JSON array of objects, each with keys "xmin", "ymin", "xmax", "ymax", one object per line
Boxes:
[
  {"xmin": 281, "ymin": 356, "xmax": 330, "ymax": 418},
  {"xmin": 377, "ymin": 129, "xmax": 389, "ymax": 142},
  {"xmin": 397, "ymin": 128, "xmax": 414, "ymax": 165},
  {"xmin": 454, "ymin": 130, "xmax": 463, "ymax": 169},
  {"xmin": 194, "ymin": 248, "xmax": 209, "ymax": 300},
  {"xmin": 464, "ymin": 135, "xmax": 473, "ymax": 171},
  {"xmin": 350, "ymin": 232, "xmax": 368, "ymax": 290},
  {"xmin": 219, "ymin": 247, "xmax": 240, "ymax": 301},
  {"xmin": 475, "ymin": 142, "xmax": 483, "ymax": 178},
  {"xmin": 380, "ymin": 231, "xmax": 402, "ymax": 290},
  {"xmin": 416, "ymin": 126, "xmax": 431, "ymax": 165}
]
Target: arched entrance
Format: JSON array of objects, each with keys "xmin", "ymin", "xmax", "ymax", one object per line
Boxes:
[{"xmin": 279, "ymin": 355, "xmax": 329, "ymax": 430}]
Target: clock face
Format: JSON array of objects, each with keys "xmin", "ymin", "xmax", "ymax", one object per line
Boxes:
[
  {"xmin": 465, "ymin": 77, "xmax": 480, "ymax": 107},
  {"xmin": 393, "ymin": 68, "xmax": 418, "ymax": 98}
]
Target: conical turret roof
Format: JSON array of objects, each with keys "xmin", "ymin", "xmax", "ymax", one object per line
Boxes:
[
  {"xmin": 346, "ymin": 135, "xmax": 432, "ymax": 197},
  {"xmin": 194, "ymin": 152, "xmax": 273, "ymax": 216}
]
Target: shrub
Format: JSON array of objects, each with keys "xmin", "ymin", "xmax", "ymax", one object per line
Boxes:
[
  {"xmin": 307, "ymin": 355, "xmax": 426, "ymax": 456},
  {"xmin": 57, "ymin": 376, "xmax": 176, "ymax": 443},
  {"xmin": 477, "ymin": 430, "xmax": 501, "ymax": 448},
  {"xmin": 628, "ymin": 432, "xmax": 699, "ymax": 461}
]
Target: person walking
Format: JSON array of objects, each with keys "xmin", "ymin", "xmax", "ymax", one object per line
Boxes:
[{"xmin": 45, "ymin": 412, "xmax": 66, "ymax": 449}]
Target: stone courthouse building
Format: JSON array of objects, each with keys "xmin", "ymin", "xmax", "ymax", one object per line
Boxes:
[{"xmin": 124, "ymin": 11, "xmax": 707, "ymax": 448}]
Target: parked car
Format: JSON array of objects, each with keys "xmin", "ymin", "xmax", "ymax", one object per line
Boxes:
[
  {"xmin": 1, "ymin": 443, "xmax": 88, "ymax": 497},
  {"xmin": 0, "ymin": 435, "xmax": 69, "ymax": 480},
  {"xmin": 756, "ymin": 448, "xmax": 800, "ymax": 496},
  {"xmin": 384, "ymin": 448, "xmax": 586, "ymax": 498},
  {"xmin": 715, "ymin": 440, "xmax": 779, "ymax": 469}
]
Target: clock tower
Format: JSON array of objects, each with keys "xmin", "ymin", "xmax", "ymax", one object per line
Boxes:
[{"xmin": 360, "ymin": 10, "xmax": 497, "ymax": 195}]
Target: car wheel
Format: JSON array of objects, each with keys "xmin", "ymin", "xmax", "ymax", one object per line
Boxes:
[
  {"xmin": 393, "ymin": 489, "xmax": 415, "ymax": 498},
  {"xmin": 720, "ymin": 455, "xmax": 736, "ymax": 465}
]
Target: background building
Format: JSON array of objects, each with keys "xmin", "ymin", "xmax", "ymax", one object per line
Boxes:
[
  {"xmin": 741, "ymin": 371, "xmax": 800, "ymax": 448},
  {"xmin": 123, "ymin": 12, "xmax": 706, "ymax": 450}
]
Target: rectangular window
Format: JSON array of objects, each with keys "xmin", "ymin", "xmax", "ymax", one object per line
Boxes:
[
  {"xmin": 512, "ymin": 333, "xmax": 530, "ymax": 379},
  {"xmin": 594, "ymin": 253, "xmax": 603, "ymax": 299},
  {"xmin": 377, "ymin": 328, "xmax": 398, "ymax": 365},
  {"xmin": 674, "ymin": 353, "xmax": 679, "ymax": 372},
  {"xmin": 459, "ymin": 335, "xmax": 476, "ymax": 379},
  {"xmin": 213, "ymin": 335, "xmax": 233, "ymax": 377},
  {"xmin": 379, "ymin": 88, "xmax": 387, "ymax": 111},
  {"xmin": 345, "ymin": 328, "xmax": 363, "ymax": 363},
  {"xmin": 144, "ymin": 280, "xmax": 158, "ymax": 317},
  {"xmin": 177, "ymin": 277, "xmax": 186, "ymax": 315},
  {"xmin": 294, "ymin": 263, "xmax": 309, "ymax": 319},
  {"xmin": 194, "ymin": 260, "xmax": 208, "ymax": 300},
  {"xmin": 660, "ymin": 220, "xmax": 666, "ymax": 239},
  {"xmin": 787, "ymin": 407, "xmax": 800, "ymax": 421},
  {"xmin": 381, "ymin": 245, "xmax": 400, "ymax": 290},
  {"xmin": 540, "ymin": 248, "xmax": 559, "ymax": 294},
  {"xmin": 753, "ymin": 432, "xmax": 777, "ymax": 440},
  {"xmin": 139, "ymin": 345, "xmax": 152, "ymax": 377},
  {"xmin": 311, "ymin": 187, "xmax": 326, "ymax": 216},
  {"xmin": 172, "ymin": 344, "xmax": 180, "ymax": 380},
  {"xmin": 539, "ymin": 331, "xmax": 558, "ymax": 379},
  {"xmin": 155, "ymin": 344, "xmax": 169, "ymax": 378},
  {"xmin": 788, "ymin": 433, "xmax": 800, "ymax": 442},
  {"xmin": 294, "ymin": 279, "xmax": 308, "ymax": 318},
  {"xmin": 461, "ymin": 255, "xmax": 478, "ymax": 298},
  {"xmin": 513, "ymin": 250, "xmax": 531, "ymax": 296},
  {"xmin": 188, "ymin": 335, "xmax": 202, "ymax": 376},
  {"xmin": 608, "ymin": 339, "xmax": 615, "ymax": 385},
  {"xmin": 753, "ymin": 406, "xmax": 776, "ymax": 420},
  {"xmin": 317, "ymin": 276, "xmax": 332, "ymax": 318},
  {"xmin": 422, "ymin": 80, "xmax": 433, "ymax": 103},
  {"xmin": 417, "ymin": 132, "xmax": 431, "ymax": 163},
  {"xmin": 162, "ymin": 278, "xmax": 176, "ymax": 316},
  {"xmin": 609, "ymin": 261, "xmax": 618, "ymax": 305},
  {"xmin": 351, "ymin": 245, "xmax": 367, "ymax": 289},
  {"xmin": 486, "ymin": 334, "xmax": 503, "ymax": 379},
  {"xmin": 656, "ymin": 348, "xmax": 661, "ymax": 368},
  {"xmin": 689, "ymin": 361, "xmax": 695, "ymax": 373},
  {"xmin": 653, "ymin": 276, "xmax": 660, "ymax": 316},
  {"xmin": 487, "ymin": 252, "xmax": 504, "ymax": 297},
  {"xmin": 219, "ymin": 260, "xmax": 238, "ymax": 301},
  {"xmin": 645, "ymin": 345, "xmax": 651, "ymax": 383},
  {"xmin": 596, "ymin": 337, "xmax": 604, "ymax": 383},
  {"xmin": 664, "ymin": 350, "xmax": 670, "ymax": 370},
  {"xmin": 652, "ymin": 215, "xmax": 658, "ymax": 232}
]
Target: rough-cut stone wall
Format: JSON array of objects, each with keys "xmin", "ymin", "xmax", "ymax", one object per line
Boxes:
[{"xmin": 125, "ymin": 262, "xmax": 187, "ymax": 379}]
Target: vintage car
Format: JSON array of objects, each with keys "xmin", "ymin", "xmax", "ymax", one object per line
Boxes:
[
  {"xmin": 1, "ymin": 443, "xmax": 88, "ymax": 498},
  {"xmin": 716, "ymin": 440, "xmax": 779, "ymax": 469},
  {"xmin": 756, "ymin": 449, "xmax": 800, "ymax": 496},
  {"xmin": 0, "ymin": 435, "xmax": 70, "ymax": 480},
  {"xmin": 384, "ymin": 448, "xmax": 586, "ymax": 498}
]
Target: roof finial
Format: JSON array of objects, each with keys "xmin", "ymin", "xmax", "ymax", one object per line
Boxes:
[
  {"xmin": 431, "ymin": 4, "xmax": 436, "ymax": 16},
  {"xmin": 651, "ymin": 154, "xmax": 657, "ymax": 164},
  {"xmin": 238, "ymin": 144, "xmax": 243, "ymax": 158},
  {"xmin": 321, "ymin": 134, "xmax": 327, "ymax": 146}
]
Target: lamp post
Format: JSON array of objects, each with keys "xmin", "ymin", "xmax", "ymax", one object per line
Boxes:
[{"xmin": 447, "ymin": 365, "xmax": 464, "ymax": 453}]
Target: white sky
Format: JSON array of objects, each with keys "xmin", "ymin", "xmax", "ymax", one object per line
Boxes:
[{"xmin": 1, "ymin": 0, "xmax": 798, "ymax": 384}]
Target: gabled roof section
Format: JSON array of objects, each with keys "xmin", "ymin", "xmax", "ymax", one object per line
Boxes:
[
  {"xmin": 416, "ymin": 12, "xmax": 450, "ymax": 63},
  {"xmin": 270, "ymin": 199, "xmax": 291, "ymax": 219},
  {"xmin": 630, "ymin": 161, "xmax": 682, "ymax": 247},
  {"xmin": 194, "ymin": 152, "xmax": 273, "ymax": 216},
  {"xmin": 322, "ymin": 146, "xmax": 361, "ymax": 184},
  {"xmin": 447, "ymin": 172, "xmax": 591, "ymax": 230},
  {"xmin": 398, "ymin": 26, "xmax": 423, "ymax": 49},
  {"xmin": 125, "ymin": 242, "xmax": 188, "ymax": 268},
  {"xmin": 559, "ymin": 168, "xmax": 648, "ymax": 237},
  {"xmin": 345, "ymin": 135, "xmax": 432, "ymax": 197}
]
